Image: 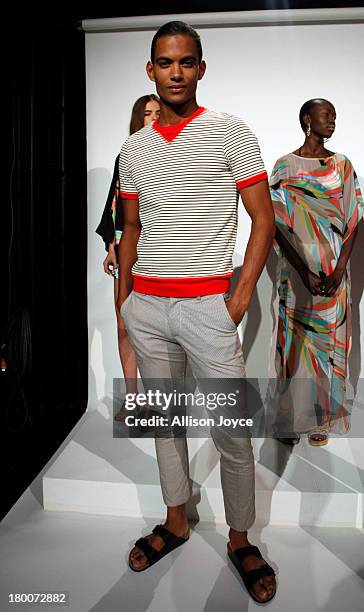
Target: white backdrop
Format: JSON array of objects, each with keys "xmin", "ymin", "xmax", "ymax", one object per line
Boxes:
[{"xmin": 86, "ymin": 19, "xmax": 364, "ymax": 409}]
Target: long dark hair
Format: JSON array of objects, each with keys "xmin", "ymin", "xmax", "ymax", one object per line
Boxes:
[{"xmin": 129, "ymin": 94, "xmax": 160, "ymax": 135}]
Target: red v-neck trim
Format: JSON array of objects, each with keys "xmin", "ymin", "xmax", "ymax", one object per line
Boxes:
[{"xmin": 153, "ymin": 106, "xmax": 206, "ymax": 143}]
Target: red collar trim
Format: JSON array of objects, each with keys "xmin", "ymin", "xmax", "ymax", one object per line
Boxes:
[{"xmin": 153, "ymin": 107, "xmax": 206, "ymax": 143}]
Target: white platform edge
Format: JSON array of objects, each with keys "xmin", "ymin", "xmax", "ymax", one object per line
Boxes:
[{"xmin": 43, "ymin": 477, "xmax": 363, "ymax": 528}]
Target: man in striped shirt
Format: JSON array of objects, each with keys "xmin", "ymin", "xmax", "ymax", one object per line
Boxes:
[{"xmin": 117, "ymin": 21, "xmax": 277, "ymax": 604}]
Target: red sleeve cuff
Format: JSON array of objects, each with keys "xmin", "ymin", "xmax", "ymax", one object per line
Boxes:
[
  {"xmin": 236, "ymin": 171, "xmax": 268, "ymax": 190},
  {"xmin": 120, "ymin": 191, "xmax": 139, "ymax": 200}
]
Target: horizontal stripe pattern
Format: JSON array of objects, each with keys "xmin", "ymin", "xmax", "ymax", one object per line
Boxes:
[{"xmin": 119, "ymin": 109, "xmax": 265, "ymax": 286}]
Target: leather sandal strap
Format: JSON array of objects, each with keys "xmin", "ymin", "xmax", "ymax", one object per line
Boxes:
[
  {"xmin": 152, "ymin": 524, "xmax": 185, "ymax": 545},
  {"xmin": 231, "ymin": 545, "xmax": 262, "ymax": 562},
  {"xmin": 134, "ymin": 525, "xmax": 187, "ymax": 566},
  {"xmin": 152, "ymin": 524, "xmax": 170, "ymax": 541},
  {"xmin": 244, "ymin": 565, "xmax": 275, "ymax": 590},
  {"xmin": 134, "ymin": 537, "xmax": 158, "ymax": 562}
]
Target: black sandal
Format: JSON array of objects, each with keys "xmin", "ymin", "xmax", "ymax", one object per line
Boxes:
[
  {"xmin": 227, "ymin": 544, "xmax": 276, "ymax": 604},
  {"xmin": 276, "ymin": 433, "xmax": 301, "ymax": 446},
  {"xmin": 129, "ymin": 524, "xmax": 190, "ymax": 572},
  {"xmin": 114, "ymin": 399, "xmax": 127, "ymax": 422}
]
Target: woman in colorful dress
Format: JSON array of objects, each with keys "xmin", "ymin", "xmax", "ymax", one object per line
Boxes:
[
  {"xmin": 269, "ymin": 98, "xmax": 363, "ymax": 445},
  {"xmin": 96, "ymin": 94, "xmax": 160, "ymax": 420}
]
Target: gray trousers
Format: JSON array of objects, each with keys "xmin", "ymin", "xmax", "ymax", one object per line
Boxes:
[{"xmin": 121, "ymin": 291, "xmax": 255, "ymax": 531}]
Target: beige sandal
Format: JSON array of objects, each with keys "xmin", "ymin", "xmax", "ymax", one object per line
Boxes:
[{"xmin": 308, "ymin": 427, "xmax": 329, "ymax": 446}]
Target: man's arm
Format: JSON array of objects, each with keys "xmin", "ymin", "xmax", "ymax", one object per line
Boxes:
[
  {"xmin": 116, "ymin": 198, "xmax": 141, "ymax": 312},
  {"xmin": 227, "ymin": 179, "xmax": 275, "ymax": 325}
]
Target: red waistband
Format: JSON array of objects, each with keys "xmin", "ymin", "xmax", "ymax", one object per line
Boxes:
[{"xmin": 132, "ymin": 273, "xmax": 232, "ymax": 297}]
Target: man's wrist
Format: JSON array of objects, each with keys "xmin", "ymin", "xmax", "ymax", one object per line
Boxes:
[
  {"xmin": 228, "ymin": 294, "xmax": 249, "ymax": 315},
  {"xmin": 117, "ymin": 293, "xmax": 128, "ymax": 311},
  {"xmin": 119, "ymin": 291, "xmax": 129, "ymax": 304}
]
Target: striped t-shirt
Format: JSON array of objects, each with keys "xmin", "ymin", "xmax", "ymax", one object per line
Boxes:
[{"xmin": 119, "ymin": 107, "xmax": 267, "ymax": 297}]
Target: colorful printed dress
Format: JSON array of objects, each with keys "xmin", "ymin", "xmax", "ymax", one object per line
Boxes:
[{"xmin": 269, "ymin": 153, "xmax": 363, "ymax": 433}]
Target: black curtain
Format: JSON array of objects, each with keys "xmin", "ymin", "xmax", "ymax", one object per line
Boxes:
[{"xmin": 3, "ymin": 22, "xmax": 87, "ymax": 519}]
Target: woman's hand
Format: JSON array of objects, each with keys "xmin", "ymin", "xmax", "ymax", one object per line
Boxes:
[
  {"xmin": 103, "ymin": 244, "xmax": 117, "ymax": 276},
  {"xmin": 322, "ymin": 269, "xmax": 344, "ymax": 297},
  {"xmin": 299, "ymin": 269, "xmax": 324, "ymax": 296}
]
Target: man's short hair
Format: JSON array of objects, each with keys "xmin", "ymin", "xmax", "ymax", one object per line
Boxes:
[{"xmin": 151, "ymin": 21, "xmax": 203, "ymax": 63}]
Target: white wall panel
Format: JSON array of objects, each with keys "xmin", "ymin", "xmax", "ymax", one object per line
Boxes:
[{"xmin": 86, "ymin": 20, "xmax": 364, "ymax": 407}]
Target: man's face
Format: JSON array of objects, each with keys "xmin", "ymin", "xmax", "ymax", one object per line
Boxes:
[{"xmin": 147, "ymin": 34, "xmax": 206, "ymax": 106}]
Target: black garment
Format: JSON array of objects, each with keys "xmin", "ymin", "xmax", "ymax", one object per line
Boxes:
[{"xmin": 95, "ymin": 154, "xmax": 124, "ymax": 251}]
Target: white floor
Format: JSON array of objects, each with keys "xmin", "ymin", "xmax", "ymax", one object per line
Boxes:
[
  {"xmin": 1, "ymin": 480, "xmax": 364, "ymax": 611},
  {"xmin": 1, "ymin": 401, "xmax": 364, "ymax": 612}
]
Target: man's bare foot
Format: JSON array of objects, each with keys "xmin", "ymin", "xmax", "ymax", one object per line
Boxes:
[
  {"xmin": 129, "ymin": 506, "xmax": 189, "ymax": 571},
  {"xmin": 228, "ymin": 529, "xmax": 276, "ymax": 603}
]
